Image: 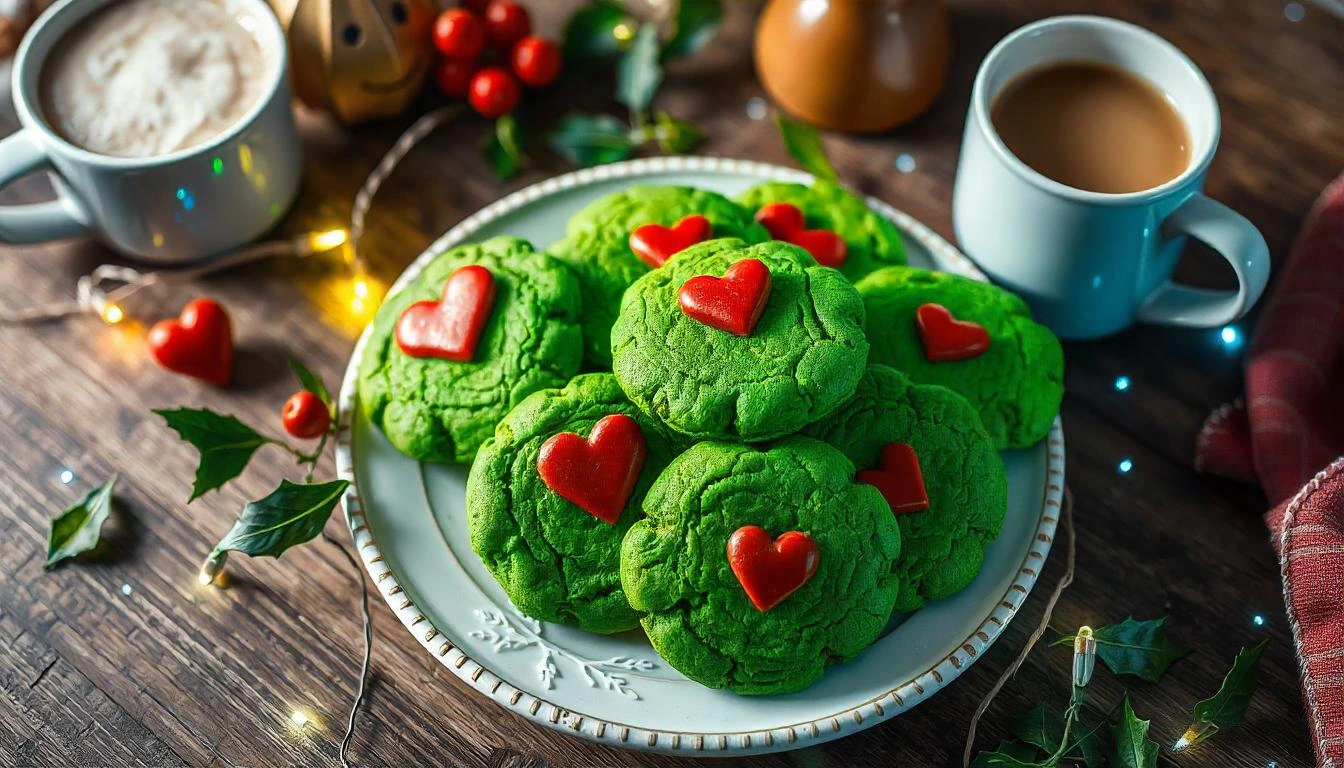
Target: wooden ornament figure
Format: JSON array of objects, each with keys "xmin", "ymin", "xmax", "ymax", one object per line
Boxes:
[{"xmin": 270, "ymin": 0, "xmax": 436, "ymax": 124}]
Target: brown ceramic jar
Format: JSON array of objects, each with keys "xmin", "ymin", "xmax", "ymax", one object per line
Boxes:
[{"xmin": 754, "ymin": 0, "xmax": 951, "ymax": 133}]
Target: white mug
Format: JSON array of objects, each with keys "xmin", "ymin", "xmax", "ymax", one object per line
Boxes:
[
  {"xmin": 952, "ymin": 16, "xmax": 1270, "ymax": 340},
  {"xmin": 0, "ymin": 0, "xmax": 302, "ymax": 263}
]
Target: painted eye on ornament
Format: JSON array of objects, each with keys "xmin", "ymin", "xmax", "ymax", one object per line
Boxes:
[
  {"xmin": 342, "ymin": 23, "xmax": 362, "ymax": 46},
  {"xmin": 389, "ymin": 1, "xmax": 408, "ymax": 24}
]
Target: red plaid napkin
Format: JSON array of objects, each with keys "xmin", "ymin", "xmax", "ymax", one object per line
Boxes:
[{"xmin": 1196, "ymin": 173, "xmax": 1344, "ymax": 768}]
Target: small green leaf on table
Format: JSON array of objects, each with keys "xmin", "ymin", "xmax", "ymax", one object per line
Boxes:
[
  {"xmin": 563, "ymin": 0, "xmax": 630, "ymax": 63},
  {"xmin": 1110, "ymin": 695, "xmax": 1159, "ymax": 768},
  {"xmin": 153, "ymin": 408, "xmax": 268, "ymax": 501},
  {"xmin": 664, "ymin": 0, "xmax": 723, "ymax": 58},
  {"xmin": 211, "ymin": 479, "xmax": 349, "ymax": 561},
  {"xmin": 46, "ymin": 475, "xmax": 118, "ymax": 569},
  {"xmin": 1176, "ymin": 640, "xmax": 1267, "ymax": 750},
  {"xmin": 549, "ymin": 112, "xmax": 636, "ymax": 167},
  {"xmin": 287, "ymin": 355, "xmax": 332, "ymax": 412},
  {"xmin": 1013, "ymin": 705, "xmax": 1066, "ymax": 753},
  {"xmin": 616, "ymin": 24, "xmax": 663, "ymax": 113},
  {"xmin": 483, "ymin": 114, "xmax": 526, "ymax": 180},
  {"xmin": 653, "ymin": 111, "xmax": 703, "ymax": 154},
  {"xmin": 775, "ymin": 115, "xmax": 838, "ymax": 181},
  {"xmin": 971, "ymin": 741, "xmax": 1046, "ymax": 768},
  {"xmin": 1054, "ymin": 616, "xmax": 1187, "ymax": 682}
]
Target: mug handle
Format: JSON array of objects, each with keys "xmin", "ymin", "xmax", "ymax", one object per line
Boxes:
[
  {"xmin": 0, "ymin": 129, "xmax": 89, "ymax": 243},
  {"xmin": 1135, "ymin": 193, "xmax": 1270, "ymax": 328}
]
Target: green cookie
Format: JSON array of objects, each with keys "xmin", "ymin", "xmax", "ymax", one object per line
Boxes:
[
  {"xmin": 548, "ymin": 185, "xmax": 769, "ymax": 368},
  {"xmin": 857, "ymin": 266, "xmax": 1064, "ymax": 450},
  {"xmin": 466, "ymin": 374, "xmax": 682, "ymax": 633},
  {"xmin": 801, "ymin": 365, "xmax": 1006, "ymax": 612},
  {"xmin": 620, "ymin": 438, "xmax": 901, "ymax": 695},
  {"xmin": 358, "ymin": 237, "xmax": 582, "ymax": 464},
  {"xmin": 611, "ymin": 238, "xmax": 868, "ymax": 442},
  {"xmin": 737, "ymin": 179, "xmax": 906, "ymax": 281}
]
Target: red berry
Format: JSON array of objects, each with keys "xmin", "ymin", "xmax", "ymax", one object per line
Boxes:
[
  {"xmin": 511, "ymin": 36, "xmax": 561, "ymax": 87},
  {"xmin": 282, "ymin": 391, "xmax": 331, "ymax": 439},
  {"xmin": 468, "ymin": 67, "xmax": 520, "ymax": 117},
  {"xmin": 483, "ymin": 1, "xmax": 530, "ymax": 49},
  {"xmin": 460, "ymin": 0, "xmax": 488, "ymax": 13},
  {"xmin": 433, "ymin": 8, "xmax": 485, "ymax": 60},
  {"xmin": 436, "ymin": 58, "xmax": 475, "ymax": 98}
]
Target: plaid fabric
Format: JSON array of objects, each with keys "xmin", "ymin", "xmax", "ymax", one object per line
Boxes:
[{"xmin": 1196, "ymin": 173, "xmax": 1344, "ymax": 768}]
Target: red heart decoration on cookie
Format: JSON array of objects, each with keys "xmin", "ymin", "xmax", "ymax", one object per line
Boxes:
[
  {"xmin": 755, "ymin": 202, "xmax": 848, "ymax": 268},
  {"xmin": 146, "ymin": 297, "xmax": 234, "ymax": 386},
  {"xmin": 629, "ymin": 214, "xmax": 712, "ymax": 268},
  {"xmin": 678, "ymin": 258, "xmax": 772, "ymax": 336},
  {"xmin": 914, "ymin": 303, "xmax": 990, "ymax": 362},
  {"xmin": 727, "ymin": 526, "xmax": 820, "ymax": 612},
  {"xmin": 537, "ymin": 414, "xmax": 647, "ymax": 525},
  {"xmin": 857, "ymin": 443, "xmax": 930, "ymax": 515},
  {"xmin": 396, "ymin": 265, "xmax": 497, "ymax": 362}
]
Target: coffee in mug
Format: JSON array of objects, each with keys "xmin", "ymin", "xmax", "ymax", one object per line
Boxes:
[
  {"xmin": 39, "ymin": 0, "xmax": 273, "ymax": 158},
  {"xmin": 990, "ymin": 61, "xmax": 1190, "ymax": 194}
]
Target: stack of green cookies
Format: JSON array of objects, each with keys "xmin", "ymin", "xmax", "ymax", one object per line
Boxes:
[{"xmin": 357, "ymin": 181, "xmax": 1064, "ymax": 696}]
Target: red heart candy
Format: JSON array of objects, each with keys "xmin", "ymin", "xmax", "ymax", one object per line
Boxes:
[
  {"xmin": 755, "ymin": 202, "xmax": 848, "ymax": 268},
  {"xmin": 727, "ymin": 526, "xmax": 820, "ymax": 612},
  {"xmin": 629, "ymin": 214, "xmax": 712, "ymax": 268},
  {"xmin": 537, "ymin": 414, "xmax": 647, "ymax": 525},
  {"xmin": 396, "ymin": 265, "xmax": 497, "ymax": 362},
  {"xmin": 914, "ymin": 303, "xmax": 990, "ymax": 362},
  {"xmin": 678, "ymin": 258, "xmax": 772, "ymax": 336},
  {"xmin": 146, "ymin": 298, "xmax": 234, "ymax": 386},
  {"xmin": 856, "ymin": 442, "xmax": 930, "ymax": 515}
]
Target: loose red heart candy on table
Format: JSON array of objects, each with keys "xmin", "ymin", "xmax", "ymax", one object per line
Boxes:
[
  {"xmin": 146, "ymin": 298, "xmax": 234, "ymax": 386},
  {"xmin": 537, "ymin": 414, "xmax": 647, "ymax": 525},
  {"xmin": 754, "ymin": 202, "xmax": 848, "ymax": 268},
  {"xmin": 856, "ymin": 442, "xmax": 930, "ymax": 515},
  {"xmin": 396, "ymin": 265, "xmax": 497, "ymax": 362},
  {"xmin": 628, "ymin": 214, "xmax": 712, "ymax": 268},
  {"xmin": 914, "ymin": 303, "xmax": 990, "ymax": 362},
  {"xmin": 678, "ymin": 258, "xmax": 772, "ymax": 336},
  {"xmin": 727, "ymin": 526, "xmax": 820, "ymax": 612}
]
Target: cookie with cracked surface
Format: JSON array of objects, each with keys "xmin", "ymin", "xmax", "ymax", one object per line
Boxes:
[
  {"xmin": 547, "ymin": 185, "xmax": 769, "ymax": 368},
  {"xmin": 857, "ymin": 266, "xmax": 1063, "ymax": 450},
  {"xmin": 801, "ymin": 365, "xmax": 1006, "ymax": 612},
  {"xmin": 611, "ymin": 238, "xmax": 868, "ymax": 442},
  {"xmin": 620, "ymin": 438, "xmax": 901, "ymax": 695},
  {"xmin": 737, "ymin": 179, "xmax": 906, "ymax": 281},
  {"xmin": 466, "ymin": 374, "xmax": 683, "ymax": 633},
  {"xmin": 358, "ymin": 237, "xmax": 582, "ymax": 464}
]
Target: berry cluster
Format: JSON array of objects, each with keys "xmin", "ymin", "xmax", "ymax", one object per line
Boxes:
[{"xmin": 433, "ymin": 1, "xmax": 562, "ymax": 118}]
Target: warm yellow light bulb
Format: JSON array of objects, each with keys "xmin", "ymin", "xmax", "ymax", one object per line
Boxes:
[
  {"xmin": 310, "ymin": 229, "xmax": 348, "ymax": 252},
  {"xmin": 353, "ymin": 279, "xmax": 369, "ymax": 299},
  {"xmin": 290, "ymin": 709, "xmax": 310, "ymax": 728},
  {"xmin": 101, "ymin": 303, "xmax": 125, "ymax": 325},
  {"xmin": 612, "ymin": 22, "xmax": 634, "ymax": 41}
]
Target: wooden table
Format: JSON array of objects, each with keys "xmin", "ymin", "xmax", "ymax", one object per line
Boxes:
[{"xmin": 2, "ymin": 1, "xmax": 1341, "ymax": 766}]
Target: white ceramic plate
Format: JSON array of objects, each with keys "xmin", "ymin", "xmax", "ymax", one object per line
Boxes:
[{"xmin": 335, "ymin": 157, "xmax": 1065, "ymax": 756}]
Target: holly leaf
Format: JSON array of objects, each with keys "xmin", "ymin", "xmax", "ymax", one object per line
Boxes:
[
  {"xmin": 1013, "ymin": 705, "xmax": 1066, "ymax": 753},
  {"xmin": 46, "ymin": 475, "xmax": 118, "ymax": 569},
  {"xmin": 153, "ymin": 408, "xmax": 268, "ymax": 501},
  {"xmin": 482, "ymin": 114, "xmax": 526, "ymax": 180},
  {"xmin": 1054, "ymin": 616, "xmax": 1187, "ymax": 682},
  {"xmin": 616, "ymin": 24, "xmax": 663, "ymax": 113},
  {"xmin": 1065, "ymin": 720, "xmax": 1108, "ymax": 768},
  {"xmin": 1110, "ymin": 696, "xmax": 1159, "ymax": 768},
  {"xmin": 1176, "ymin": 640, "xmax": 1266, "ymax": 750},
  {"xmin": 211, "ymin": 479, "xmax": 349, "ymax": 560},
  {"xmin": 653, "ymin": 111, "xmax": 703, "ymax": 154},
  {"xmin": 663, "ymin": 0, "xmax": 723, "ymax": 58},
  {"xmin": 549, "ymin": 112, "xmax": 636, "ymax": 167},
  {"xmin": 775, "ymin": 115, "xmax": 837, "ymax": 181},
  {"xmin": 971, "ymin": 739, "xmax": 1042, "ymax": 768},
  {"xmin": 563, "ymin": 0, "xmax": 630, "ymax": 62},
  {"xmin": 287, "ymin": 356, "xmax": 331, "ymax": 412}
]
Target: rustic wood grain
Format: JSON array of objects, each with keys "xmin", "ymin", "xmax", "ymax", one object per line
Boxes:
[{"xmin": 0, "ymin": 0, "xmax": 1340, "ymax": 766}]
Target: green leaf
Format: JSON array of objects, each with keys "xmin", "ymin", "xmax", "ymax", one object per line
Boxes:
[
  {"xmin": 1177, "ymin": 640, "xmax": 1267, "ymax": 750},
  {"xmin": 211, "ymin": 479, "xmax": 349, "ymax": 560},
  {"xmin": 482, "ymin": 114, "xmax": 526, "ymax": 180},
  {"xmin": 1109, "ymin": 696, "xmax": 1159, "ymax": 768},
  {"xmin": 775, "ymin": 115, "xmax": 837, "ymax": 181},
  {"xmin": 1054, "ymin": 616, "xmax": 1187, "ymax": 682},
  {"xmin": 46, "ymin": 475, "xmax": 118, "ymax": 568},
  {"xmin": 616, "ymin": 24, "xmax": 663, "ymax": 113},
  {"xmin": 652, "ymin": 111, "xmax": 704, "ymax": 154},
  {"xmin": 1064, "ymin": 720, "xmax": 1108, "ymax": 768},
  {"xmin": 549, "ymin": 112, "xmax": 636, "ymax": 167},
  {"xmin": 663, "ymin": 0, "xmax": 723, "ymax": 58},
  {"xmin": 971, "ymin": 739, "xmax": 1042, "ymax": 768},
  {"xmin": 562, "ymin": 1, "xmax": 630, "ymax": 62},
  {"xmin": 287, "ymin": 356, "xmax": 331, "ymax": 412},
  {"xmin": 153, "ymin": 408, "xmax": 268, "ymax": 501},
  {"xmin": 1013, "ymin": 705, "xmax": 1066, "ymax": 753}
]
